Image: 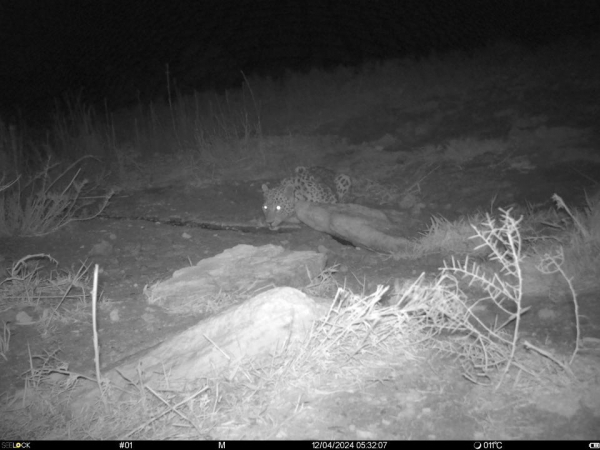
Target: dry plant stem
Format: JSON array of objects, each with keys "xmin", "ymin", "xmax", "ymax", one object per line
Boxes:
[
  {"xmin": 53, "ymin": 262, "xmax": 90, "ymax": 314},
  {"xmin": 166, "ymin": 64, "xmax": 181, "ymax": 148},
  {"xmin": 91, "ymin": 264, "xmax": 107, "ymax": 409},
  {"xmin": 241, "ymin": 71, "xmax": 262, "ymax": 135},
  {"xmin": 136, "ymin": 364, "xmax": 148, "ymax": 409},
  {"xmin": 438, "ymin": 209, "xmax": 527, "ymax": 385},
  {"xmin": 204, "ymin": 334, "xmax": 231, "ymax": 360},
  {"xmin": 394, "ymin": 272, "xmax": 426, "ymax": 307},
  {"xmin": 0, "ymin": 322, "xmax": 10, "ymax": 360},
  {"xmin": 120, "ymin": 386, "xmax": 209, "ymax": 440},
  {"xmin": 212, "ymin": 381, "xmax": 220, "ymax": 414},
  {"xmin": 31, "ymin": 155, "xmax": 96, "ymax": 193},
  {"xmin": 161, "ymin": 363, "xmax": 172, "ymax": 390},
  {"xmin": 3, "ymin": 155, "xmax": 114, "ymax": 237},
  {"xmin": 523, "ymin": 340, "xmax": 574, "ymax": 376},
  {"xmin": 318, "ymin": 285, "xmax": 389, "ymax": 353},
  {"xmin": 496, "ymin": 305, "xmax": 531, "ymax": 331},
  {"xmin": 10, "ymin": 254, "xmax": 57, "ymax": 278},
  {"xmin": 0, "ymin": 175, "xmax": 20, "ymax": 192},
  {"xmin": 555, "ymin": 257, "xmax": 580, "ymax": 365},
  {"xmin": 403, "ymin": 164, "xmax": 437, "ymax": 195},
  {"xmin": 473, "ymin": 209, "xmax": 524, "ymax": 388},
  {"xmin": 25, "ymin": 365, "xmax": 100, "ymax": 385},
  {"xmin": 25, "ymin": 344, "xmax": 34, "ymax": 407},
  {"xmin": 536, "ymin": 248, "xmax": 580, "ymax": 365},
  {"xmin": 552, "ymin": 193, "xmax": 589, "ymax": 240},
  {"xmin": 145, "ymin": 385, "xmax": 204, "ymax": 437}
]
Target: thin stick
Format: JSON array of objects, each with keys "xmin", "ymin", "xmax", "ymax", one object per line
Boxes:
[
  {"xmin": 120, "ymin": 386, "xmax": 209, "ymax": 440},
  {"xmin": 523, "ymin": 340, "xmax": 574, "ymax": 376},
  {"xmin": 145, "ymin": 385, "xmax": 204, "ymax": 438},
  {"xmin": 92, "ymin": 264, "xmax": 108, "ymax": 409}
]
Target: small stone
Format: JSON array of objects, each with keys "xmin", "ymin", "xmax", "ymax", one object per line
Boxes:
[
  {"xmin": 537, "ymin": 308, "xmax": 556, "ymax": 320},
  {"xmin": 109, "ymin": 309, "xmax": 120, "ymax": 322},
  {"xmin": 356, "ymin": 429, "xmax": 375, "ymax": 439},
  {"xmin": 89, "ymin": 240, "xmax": 113, "ymax": 256},
  {"xmin": 16, "ymin": 311, "xmax": 34, "ymax": 324}
]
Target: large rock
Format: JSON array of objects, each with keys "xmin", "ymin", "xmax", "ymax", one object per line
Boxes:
[
  {"xmin": 118, "ymin": 287, "xmax": 325, "ymax": 382},
  {"xmin": 146, "ymin": 244, "xmax": 327, "ymax": 311},
  {"xmin": 70, "ymin": 287, "xmax": 327, "ymax": 415}
]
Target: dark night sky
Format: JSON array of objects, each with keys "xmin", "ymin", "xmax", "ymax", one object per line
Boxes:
[{"xmin": 1, "ymin": 0, "xmax": 599, "ymax": 121}]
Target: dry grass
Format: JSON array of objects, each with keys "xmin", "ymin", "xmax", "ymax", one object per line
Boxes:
[
  {"xmin": 0, "ymin": 255, "xmax": 94, "ymax": 335},
  {"xmin": 304, "ymin": 264, "xmax": 341, "ymax": 299},
  {"xmin": 526, "ymin": 192, "xmax": 600, "ymax": 291},
  {"xmin": 0, "ymin": 157, "xmax": 113, "ymax": 236},
  {"xmin": 555, "ymin": 192, "xmax": 600, "ymax": 250},
  {"xmin": 2, "ymin": 38, "xmax": 596, "ymax": 188},
  {"xmin": 419, "ymin": 214, "xmax": 487, "ymax": 255},
  {"xmin": 432, "ymin": 210, "xmax": 531, "ymax": 386},
  {"xmin": 417, "ymin": 205, "xmax": 586, "ymax": 383}
]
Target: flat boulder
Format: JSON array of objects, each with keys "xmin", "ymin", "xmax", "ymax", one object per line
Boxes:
[
  {"xmin": 146, "ymin": 244, "xmax": 327, "ymax": 311},
  {"xmin": 118, "ymin": 287, "xmax": 325, "ymax": 382},
  {"xmin": 69, "ymin": 287, "xmax": 327, "ymax": 415}
]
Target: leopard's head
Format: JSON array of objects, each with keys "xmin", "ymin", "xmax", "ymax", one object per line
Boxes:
[{"xmin": 261, "ymin": 184, "xmax": 296, "ymax": 229}]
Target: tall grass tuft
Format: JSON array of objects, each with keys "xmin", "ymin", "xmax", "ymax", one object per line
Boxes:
[{"xmin": 0, "ymin": 157, "xmax": 113, "ymax": 236}]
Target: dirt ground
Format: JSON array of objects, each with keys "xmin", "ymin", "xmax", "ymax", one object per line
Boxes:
[{"xmin": 1, "ymin": 48, "xmax": 600, "ymax": 440}]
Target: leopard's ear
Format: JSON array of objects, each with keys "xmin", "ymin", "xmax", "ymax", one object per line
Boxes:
[
  {"xmin": 261, "ymin": 184, "xmax": 270, "ymax": 193},
  {"xmin": 283, "ymin": 184, "xmax": 295, "ymax": 199}
]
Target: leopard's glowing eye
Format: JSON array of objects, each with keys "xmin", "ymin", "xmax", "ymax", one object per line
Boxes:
[
  {"xmin": 262, "ymin": 205, "xmax": 267, "ymax": 210},
  {"xmin": 276, "ymin": 205, "xmax": 281, "ymax": 211}
]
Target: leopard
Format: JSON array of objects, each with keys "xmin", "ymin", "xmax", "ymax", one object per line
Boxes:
[{"xmin": 261, "ymin": 166, "xmax": 352, "ymax": 229}]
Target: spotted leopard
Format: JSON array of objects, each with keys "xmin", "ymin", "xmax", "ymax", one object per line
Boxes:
[{"xmin": 261, "ymin": 166, "xmax": 351, "ymax": 229}]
